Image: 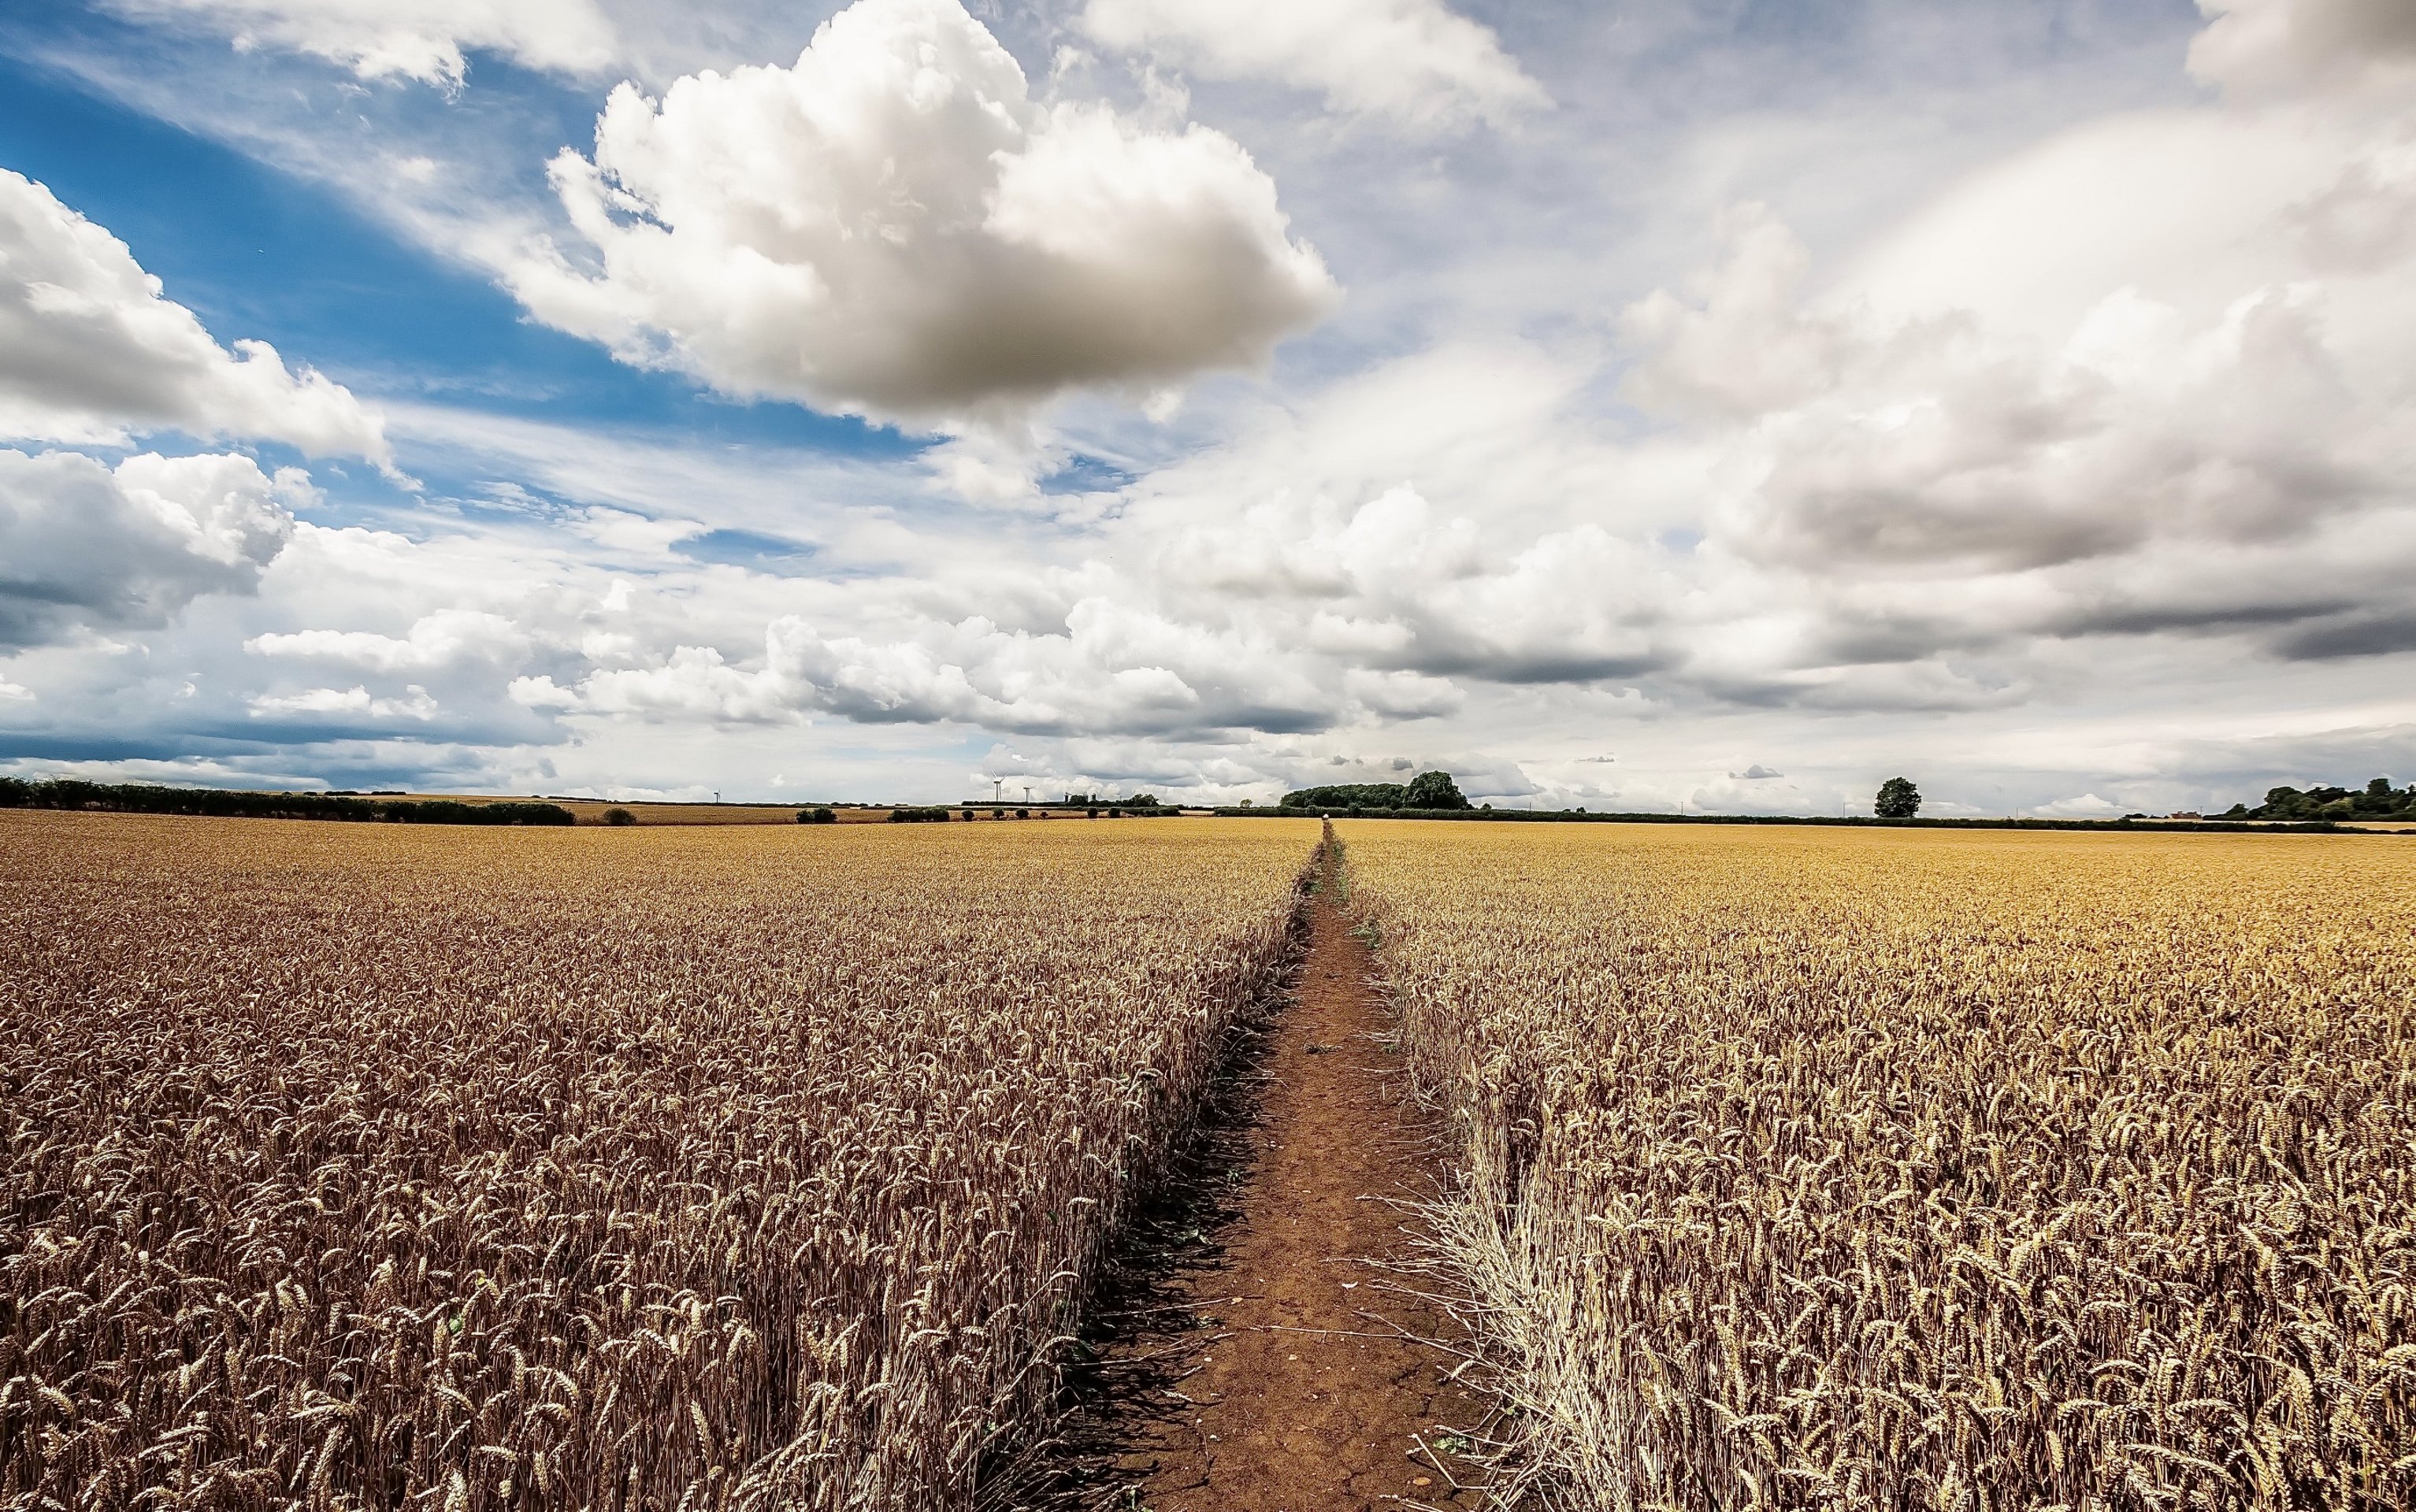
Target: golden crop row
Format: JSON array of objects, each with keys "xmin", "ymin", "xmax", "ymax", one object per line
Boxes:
[
  {"xmin": 0, "ymin": 813, "xmax": 1317, "ymax": 1511},
  {"xmin": 1342, "ymin": 822, "xmax": 2416, "ymax": 1511}
]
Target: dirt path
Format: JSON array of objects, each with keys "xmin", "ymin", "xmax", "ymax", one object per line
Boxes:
[{"xmin": 1022, "ymin": 847, "xmax": 1494, "ymax": 1510}]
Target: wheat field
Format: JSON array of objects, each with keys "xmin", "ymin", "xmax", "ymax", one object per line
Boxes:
[
  {"xmin": 1344, "ymin": 821, "xmax": 2416, "ymax": 1510},
  {"xmin": 0, "ymin": 812, "xmax": 1315, "ymax": 1511}
]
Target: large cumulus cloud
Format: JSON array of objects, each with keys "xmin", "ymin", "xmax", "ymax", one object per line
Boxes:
[
  {"xmin": 509, "ymin": 0, "xmax": 1338, "ymax": 425},
  {"xmin": 0, "ymin": 169, "xmax": 387, "ymax": 461},
  {"xmin": 0, "ymin": 450, "xmax": 306, "ymax": 648},
  {"xmin": 1609, "ymin": 0, "xmax": 2416, "ymax": 692}
]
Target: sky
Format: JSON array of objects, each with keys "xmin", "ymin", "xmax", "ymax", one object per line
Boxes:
[{"xmin": 0, "ymin": 0, "xmax": 2410, "ymax": 814}]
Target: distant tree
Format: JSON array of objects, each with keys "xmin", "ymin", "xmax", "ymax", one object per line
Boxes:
[
  {"xmin": 796, "ymin": 806, "xmax": 835, "ymax": 825},
  {"xmin": 2210, "ymin": 778, "xmax": 2412, "ymax": 821},
  {"xmin": 603, "ymin": 806, "xmax": 638, "ymax": 827},
  {"xmin": 1405, "ymin": 770, "xmax": 1471, "ymax": 810},
  {"xmin": 1875, "ymin": 777, "xmax": 1922, "ymax": 819},
  {"xmin": 1238, "ymin": 797, "xmax": 1254, "ymax": 808}
]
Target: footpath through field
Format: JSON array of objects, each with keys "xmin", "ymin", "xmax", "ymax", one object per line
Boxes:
[{"xmin": 1070, "ymin": 845, "xmax": 1494, "ymax": 1510}]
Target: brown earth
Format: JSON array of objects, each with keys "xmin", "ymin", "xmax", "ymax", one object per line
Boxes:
[{"xmin": 1000, "ymin": 845, "xmax": 1495, "ymax": 1510}]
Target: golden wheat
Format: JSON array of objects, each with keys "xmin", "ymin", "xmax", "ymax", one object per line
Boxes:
[
  {"xmin": 0, "ymin": 811, "xmax": 1316, "ymax": 1511},
  {"xmin": 1343, "ymin": 821, "xmax": 2416, "ymax": 1510}
]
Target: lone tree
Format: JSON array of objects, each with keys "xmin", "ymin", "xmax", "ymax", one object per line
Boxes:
[
  {"xmin": 1874, "ymin": 776, "xmax": 1921, "ymax": 819},
  {"xmin": 1405, "ymin": 770, "xmax": 1472, "ymax": 810}
]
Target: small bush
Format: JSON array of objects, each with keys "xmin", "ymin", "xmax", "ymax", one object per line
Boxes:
[
  {"xmin": 603, "ymin": 807, "xmax": 638, "ymax": 827},
  {"xmin": 797, "ymin": 807, "xmax": 837, "ymax": 825},
  {"xmin": 887, "ymin": 806, "xmax": 952, "ymax": 824}
]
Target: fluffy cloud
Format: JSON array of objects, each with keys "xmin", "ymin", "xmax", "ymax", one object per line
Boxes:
[
  {"xmin": 1647, "ymin": 218, "xmax": 2388, "ymax": 576},
  {"xmin": 526, "ymin": 605, "xmax": 1334, "ymax": 738},
  {"xmin": 0, "ymin": 170, "xmax": 387, "ymax": 459},
  {"xmin": 1618, "ymin": 81, "xmax": 2416, "ymax": 680},
  {"xmin": 510, "ymin": 470, "xmax": 1676, "ymax": 746},
  {"xmin": 2190, "ymin": 0, "xmax": 2416, "ymax": 98},
  {"xmin": 0, "ymin": 449, "xmax": 306, "ymax": 647},
  {"xmin": 510, "ymin": 0, "xmax": 1336, "ymax": 424},
  {"xmin": 102, "ymin": 0, "xmax": 617, "ymax": 87},
  {"xmin": 249, "ymin": 684, "xmax": 438, "ymax": 720},
  {"xmin": 247, "ymin": 609, "xmax": 528, "ymax": 671},
  {"xmin": 1078, "ymin": 0, "xmax": 1546, "ymax": 132}
]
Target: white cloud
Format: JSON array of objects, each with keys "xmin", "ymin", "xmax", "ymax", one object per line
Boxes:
[
  {"xmin": 102, "ymin": 0, "xmax": 617, "ymax": 87},
  {"xmin": 1344, "ymin": 667, "xmax": 1464, "ymax": 719},
  {"xmin": 247, "ymin": 683, "xmax": 439, "ymax": 720},
  {"xmin": 2033, "ymin": 791, "xmax": 2128, "ymax": 817},
  {"xmin": 247, "ymin": 609, "xmax": 527, "ymax": 671},
  {"xmin": 0, "ymin": 170, "xmax": 387, "ymax": 460},
  {"xmin": 1616, "ymin": 115, "xmax": 2416, "ymax": 675},
  {"xmin": 543, "ymin": 607, "xmax": 1330, "ymax": 738},
  {"xmin": 509, "ymin": 0, "xmax": 1337, "ymax": 425},
  {"xmin": 1078, "ymin": 0, "xmax": 1546, "ymax": 132},
  {"xmin": 0, "ymin": 450, "xmax": 306, "ymax": 647},
  {"xmin": 2190, "ymin": 0, "xmax": 2416, "ymax": 99}
]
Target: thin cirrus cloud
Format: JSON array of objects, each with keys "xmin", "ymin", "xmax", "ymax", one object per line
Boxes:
[
  {"xmin": 508, "ymin": 0, "xmax": 1339, "ymax": 427},
  {"xmin": 1078, "ymin": 0, "xmax": 1547, "ymax": 132},
  {"xmin": 0, "ymin": 169, "xmax": 388, "ymax": 461},
  {"xmin": 98, "ymin": 0, "xmax": 618, "ymax": 87}
]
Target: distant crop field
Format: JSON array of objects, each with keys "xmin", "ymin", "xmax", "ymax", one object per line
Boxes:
[
  {"xmin": 0, "ymin": 812, "xmax": 1316, "ymax": 1510},
  {"xmin": 1343, "ymin": 821, "xmax": 2416, "ymax": 1510}
]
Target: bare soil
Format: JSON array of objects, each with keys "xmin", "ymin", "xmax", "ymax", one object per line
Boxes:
[{"xmin": 996, "ymin": 847, "xmax": 1493, "ymax": 1510}]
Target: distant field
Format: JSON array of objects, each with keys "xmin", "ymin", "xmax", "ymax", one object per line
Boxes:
[
  {"xmin": 1343, "ymin": 821, "xmax": 2416, "ymax": 1508},
  {"xmin": 0, "ymin": 812, "xmax": 1316, "ymax": 1510},
  {"xmin": 390, "ymin": 795, "xmax": 1180, "ymax": 825},
  {"xmin": 17, "ymin": 811, "xmax": 2408, "ymax": 1509}
]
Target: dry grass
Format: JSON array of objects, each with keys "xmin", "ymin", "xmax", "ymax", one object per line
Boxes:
[
  {"xmin": 0, "ymin": 812, "xmax": 1316, "ymax": 1510},
  {"xmin": 1342, "ymin": 821, "xmax": 2416, "ymax": 1510}
]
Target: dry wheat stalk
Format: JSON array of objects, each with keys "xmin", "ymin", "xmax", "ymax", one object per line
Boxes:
[
  {"xmin": 1, "ymin": 812, "xmax": 1316, "ymax": 1512},
  {"xmin": 1345, "ymin": 821, "xmax": 2416, "ymax": 1511}
]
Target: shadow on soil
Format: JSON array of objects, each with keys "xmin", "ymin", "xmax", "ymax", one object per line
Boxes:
[{"xmin": 978, "ymin": 891, "xmax": 1312, "ymax": 1511}]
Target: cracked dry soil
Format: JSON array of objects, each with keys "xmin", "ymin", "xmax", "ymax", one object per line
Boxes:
[{"xmin": 1097, "ymin": 858, "xmax": 1493, "ymax": 1510}]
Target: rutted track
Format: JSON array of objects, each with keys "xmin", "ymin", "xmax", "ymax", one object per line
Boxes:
[{"xmin": 1000, "ymin": 836, "xmax": 1493, "ymax": 1510}]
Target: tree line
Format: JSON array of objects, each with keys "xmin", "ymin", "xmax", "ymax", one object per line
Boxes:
[
  {"xmin": 2217, "ymin": 778, "xmax": 2414, "ymax": 822},
  {"xmin": 1280, "ymin": 770, "xmax": 1471, "ymax": 810},
  {"xmin": 0, "ymin": 780, "xmax": 574, "ymax": 825}
]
